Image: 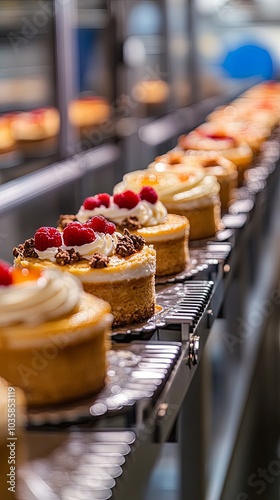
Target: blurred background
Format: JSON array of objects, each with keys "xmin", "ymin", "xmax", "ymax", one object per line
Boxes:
[{"xmin": 0, "ymin": 0, "xmax": 280, "ymax": 184}]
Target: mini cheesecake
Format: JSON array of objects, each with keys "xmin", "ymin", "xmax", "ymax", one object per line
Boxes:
[
  {"xmin": 153, "ymin": 150, "xmax": 238, "ymax": 210},
  {"xmin": 113, "ymin": 168, "xmax": 221, "ymax": 241},
  {"xmin": 13, "ymin": 221, "xmax": 156, "ymax": 327},
  {"xmin": 178, "ymin": 124, "xmax": 253, "ymax": 186},
  {"xmin": 67, "ymin": 187, "xmax": 190, "ymax": 277},
  {"xmin": 0, "ymin": 261, "xmax": 113, "ymax": 406}
]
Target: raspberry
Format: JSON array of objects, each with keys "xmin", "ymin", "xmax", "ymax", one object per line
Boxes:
[
  {"xmin": 63, "ymin": 222, "xmax": 96, "ymax": 246},
  {"xmin": 113, "ymin": 190, "xmax": 140, "ymax": 209},
  {"xmin": 34, "ymin": 227, "xmax": 62, "ymax": 251},
  {"xmin": 0, "ymin": 260, "xmax": 13, "ymax": 286},
  {"xmin": 85, "ymin": 215, "xmax": 108, "ymax": 233},
  {"xmin": 113, "ymin": 193, "xmax": 125, "ymax": 208},
  {"xmin": 139, "ymin": 186, "xmax": 158, "ymax": 204},
  {"xmin": 106, "ymin": 222, "xmax": 116, "ymax": 234},
  {"xmin": 97, "ymin": 193, "xmax": 111, "ymax": 208},
  {"xmin": 83, "ymin": 196, "xmax": 102, "ymax": 210},
  {"xmin": 86, "ymin": 216, "xmax": 116, "ymax": 235}
]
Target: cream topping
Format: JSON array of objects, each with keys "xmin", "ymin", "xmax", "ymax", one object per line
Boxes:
[
  {"xmin": 113, "ymin": 168, "xmax": 220, "ymax": 203},
  {"xmin": 36, "ymin": 232, "xmax": 120, "ymax": 261},
  {"xmin": 76, "ymin": 198, "xmax": 167, "ymax": 227},
  {"xmin": 0, "ymin": 269, "xmax": 82, "ymax": 326}
]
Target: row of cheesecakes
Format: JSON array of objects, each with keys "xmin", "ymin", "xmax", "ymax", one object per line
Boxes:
[{"xmin": 1, "ymin": 80, "xmax": 279, "ymax": 412}]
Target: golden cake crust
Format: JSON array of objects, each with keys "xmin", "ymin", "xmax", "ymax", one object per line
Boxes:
[{"xmin": 0, "ymin": 293, "xmax": 112, "ymax": 406}]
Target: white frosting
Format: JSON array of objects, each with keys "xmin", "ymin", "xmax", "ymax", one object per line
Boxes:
[
  {"xmin": 77, "ymin": 253, "xmax": 156, "ymax": 283},
  {"xmin": 76, "ymin": 198, "xmax": 167, "ymax": 227},
  {"xmin": 36, "ymin": 232, "xmax": 120, "ymax": 262},
  {"xmin": 0, "ymin": 269, "xmax": 82, "ymax": 326},
  {"xmin": 114, "ymin": 169, "xmax": 220, "ymax": 207}
]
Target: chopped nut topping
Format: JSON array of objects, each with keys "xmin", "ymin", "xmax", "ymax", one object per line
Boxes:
[
  {"xmin": 57, "ymin": 214, "xmax": 77, "ymax": 230},
  {"xmin": 55, "ymin": 248, "xmax": 82, "ymax": 266},
  {"xmin": 13, "ymin": 238, "xmax": 38, "ymax": 259},
  {"xmin": 89, "ymin": 253, "xmax": 109, "ymax": 268},
  {"xmin": 115, "ymin": 228, "xmax": 145, "ymax": 257},
  {"xmin": 55, "ymin": 248, "xmax": 70, "ymax": 265},
  {"xmin": 117, "ymin": 216, "xmax": 142, "ymax": 231}
]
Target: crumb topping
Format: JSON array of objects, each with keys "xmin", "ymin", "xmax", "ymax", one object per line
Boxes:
[
  {"xmin": 89, "ymin": 253, "xmax": 109, "ymax": 268},
  {"xmin": 55, "ymin": 248, "xmax": 82, "ymax": 266},
  {"xmin": 13, "ymin": 238, "xmax": 38, "ymax": 259},
  {"xmin": 115, "ymin": 228, "xmax": 145, "ymax": 257},
  {"xmin": 57, "ymin": 214, "xmax": 77, "ymax": 230},
  {"xmin": 117, "ymin": 216, "xmax": 142, "ymax": 231}
]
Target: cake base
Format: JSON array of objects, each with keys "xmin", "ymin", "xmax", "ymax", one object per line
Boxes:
[
  {"xmin": 165, "ymin": 201, "xmax": 221, "ymax": 241},
  {"xmin": 151, "ymin": 236, "xmax": 189, "ymax": 276},
  {"xmin": 83, "ymin": 274, "xmax": 156, "ymax": 327},
  {"xmin": 0, "ymin": 294, "xmax": 111, "ymax": 406}
]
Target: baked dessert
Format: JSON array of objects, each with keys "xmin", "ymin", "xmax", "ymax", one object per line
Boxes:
[
  {"xmin": 0, "ymin": 376, "xmax": 26, "ymax": 500},
  {"xmin": 13, "ymin": 222, "xmax": 156, "ymax": 327},
  {"xmin": 114, "ymin": 168, "xmax": 221, "ymax": 241},
  {"xmin": 10, "ymin": 107, "xmax": 60, "ymax": 157},
  {"xmin": 0, "ymin": 116, "xmax": 16, "ymax": 155},
  {"xmin": 132, "ymin": 80, "xmax": 170, "ymax": 104},
  {"xmin": 152, "ymin": 150, "xmax": 237, "ymax": 210},
  {"xmin": 64, "ymin": 188, "xmax": 190, "ymax": 277},
  {"xmin": 178, "ymin": 124, "xmax": 253, "ymax": 186},
  {"xmin": 68, "ymin": 96, "xmax": 111, "ymax": 128},
  {"xmin": 0, "ymin": 260, "xmax": 112, "ymax": 406}
]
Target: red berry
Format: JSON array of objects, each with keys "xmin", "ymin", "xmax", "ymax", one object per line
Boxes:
[
  {"xmin": 85, "ymin": 215, "xmax": 108, "ymax": 233},
  {"xmin": 106, "ymin": 222, "xmax": 116, "ymax": 235},
  {"xmin": 83, "ymin": 196, "xmax": 102, "ymax": 210},
  {"xmin": 34, "ymin": 227, "xmax": 62, "ymax": 251},
  {"xmin": 97, "ymin": 193, "xmax": 111, "ymax": 208},
  {"xmin": 113, "ymin": 190, "xmax": 140, "ymax": 209},
  {"xmin": 139, "ymin": 186, "xmax": 158, "ymax": 204},
  {"xmin": 0, "ymin": 260, "xmax": 13, "ymax": 286},
  {"xmin": 113, "ymin": 193, "xmax": 125, "ymax": 208},
  {"xmin": 63, "ymin": 222, "xmax": 96, "ymax": 246},
  {"xmin": 86, "ymin": 216, "xmax": 116, "ymax": 235}
]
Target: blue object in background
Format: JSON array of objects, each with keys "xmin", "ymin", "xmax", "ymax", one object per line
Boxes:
[
  {"xmin": 77, "ymin": 29, "xmax": 96, "ymax": 92},
  {"xmin": 221, "ymin": 42, "xmax": 275, "ymax": 80}
]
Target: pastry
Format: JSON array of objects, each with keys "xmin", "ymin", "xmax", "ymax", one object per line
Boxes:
[
  {"xmin": 13, "ymin": 222, "xmax": 156, "ymax": 327},
  {"xmin": 114, "ymin": 168, "xmax": 221, "ymax": 241},
  {"xmin": 178, "ymin": 124, "xmax": 253, "ymax": 186},
  {"xmin": 0, "ymin": 260, "xmax": 112, "ymax": 406},
  {"xmin": 152, "ymin": 150, "xmax": 238, "ymax": 209},
  {"xmin": 67, "ymin": 188, "xmax": 190, "ymax": 277},
  {"xmin": 0, "ymin": 116, "xmax": 16, "ymax": 155},
  {"xmin": 10, "ymin": 107, "xmax": 60, "ymax": 157},
  {"xmin": 68, "ymin": 96, "xmax": 111, "ymax": 128}
]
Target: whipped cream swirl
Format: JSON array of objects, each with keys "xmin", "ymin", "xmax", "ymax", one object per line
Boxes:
[
  {"xmin": 76, "ymin": 199, "xmax": 167, "ymax": 227},
  {"xmin": 36, "ymin": 232, "xmax": 120, "ymax": 262},
  {"xmin": 0, "ymin": 269, "xmax": 82, "ymax": 326}
]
